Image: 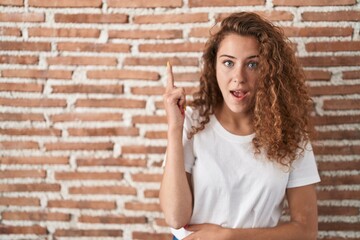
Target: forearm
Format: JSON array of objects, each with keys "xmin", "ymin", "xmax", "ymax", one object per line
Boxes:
[
  {"xmin": 159, "ymin": 128, "xmax": 193, "ymax": 229},
  {"xmin": 223, "ymin": 221, "xmax": 317, "ymax": 240}
]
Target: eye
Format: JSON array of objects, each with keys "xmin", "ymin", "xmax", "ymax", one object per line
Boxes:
[
  {"xmin": 247, "ymin": 61, "xmax": 258, "ymax": 69},
  {"xmin": 223, "ymin": 60, "xmax": 234, "ymax": 68}
]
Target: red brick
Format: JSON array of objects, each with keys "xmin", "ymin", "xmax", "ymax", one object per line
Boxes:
[
  {"xmin": 125, "ymin": 202, "xmax": 161, "ymax": 212},
  {"xmin": 319, "ymin": 222, "xmax": 360, "ymax": 231},
  {"xmin": 174, "ymin": 72, "xmax": 201, "ymax": 82},
  {"xmin": 189, "ymin": 0, "xmax": 264, "ymax": 7},
  {"xmin": 2, "ymin": 69, "xmax": 73, "ymax": 79},
  {"xmin": 318, "ymin": 161, "xmax": 360, "ymax": 171},
  {"xmin": 87, "ymin": 69, "xmax": 160, "ymax": 80},
  {"xmin": 132, "ymin": 173, "xmax": 162, "ymax": 182},
  {"xmin": 76, "ymin": 158, "xmax": 147, "ymax": 167},
  {"xmin": 0, "ymin": 83, "xmax": 43, "ymax": 92},
  {"xmin": 318, "ymin": 206, "xmax": 359, "ymax": 216},
  {"xmin": 0, "ymin": 55, "xmax": 38, "ymax": 65},
  {"xmin": 0, "ymin": 128, "xmax": 61, "ymax": 136},
  {"xmin": 304, "ymin": 70, "xmax": 331, "ymax": 81},
  {"xmin": 108, "ymin": 29, "xmax": 182, "ymax": 39},
  {"xmin": 0, "ymin": 183, "xmax": 60, "ymax": 192},
  {"xmin": 48, "ymin": 200, "xmax": 116, "ymax": 210},
  {"xmin": 107, "ymin": 0, "xmax": 182, "ymax": 8},
  {"xmin": 0, "ymin": 0, "xmax": 23, "ymax": 6},
  {"xmin": 134, "ymin": 13, "xmax": 208, "ymax": 24},
  {"xmin": 68, "ymin": 127, "xmax": 139, "ymax": 137},
  {"xmin": 274, "ymin": 0, "xmax": 356, "ymax": 6},
  {"xmin": 132, "ymin": 115, "xmax": 167, "ymax": 124},
  {"xmin": 29, "ymin": 27, "xmax": 100, "ymax": 38},
  {"xmin": 75, "ymin": 98, "xmax": 146, "ymax": 109},
  {"xmin": 0, "ymin": 98, "xmax": 67, "ymax": 108},
  {"xmin": 302, "ymin": 11, "xmax": 360, "ymax": 21},
  {"xmin": 320, "ymin": 175, "xmax": 360, "ymax": 186},
  {"xmin": 0, "ymin": 13, "xmax": 44, "ymax": 22},
  {"xmin": 189, "ymin": 27, "xmax": 218, "ymax": 38},
  {"xmin": 145, "ymin": 131, "xmax": 167, "ymax": 139},
  {"xmin": 0, "ymin": 41, "xmax": 50, "ymax": 51},
  {"xmin": 55, "ymin": 171, "xmax": 123, "ymax": 180},
  {"xmin": 29, "ymin": 0, "xmax": 102, "ymax": 8},
  {"xmin": 144, "ymin": 189, "xmax": 159, "ymax": 198},
  {"xmin": 0, "ymin": 225, "xmax": 47, "ymax": 235},
  {"xmin": 0, "ymin": 27, "xmax": 21, "ymax": 36},
  {"xmin": 122, "ymin": 145, "xmax": 166, "ymax": 154},
  {"xmin": 306, "ymin": 41, "xmax": 360, "ymax": 52},
  {"xmin": 69, "ymin": 186, "xmax": 137, "ymax": 195},
  {"xmin": 155, "ymin": 218, "xmax": 167, "ymax": 227},
  {"xmin": 323, "ymin": 99, "xmax": 360, "ymax": 110},
  {"xmin": 299, "ymin": 56, "xmax": 360, "ymax": 67},
  {"xmin": 79, "ymin": 215, "xmax": 147, "ymax": 224},
  {"xmin": 311, "ymin": 115, "xmax": 360, "ymax": 125},
  {"xmin": 0, "ymin": 170, "xmax": 46, "ymax": 179},
  {"xmin": 0, "ymin": 197, "xmax": 40, "ymax": 206},
  {"xmin": 0, "ymin": 113, "xmax": 44, "ymax": 122},
  {"xmin": 57, "ymin": 42, "xmax": 130, "ymax": 53},
  {"xmin": 133, "ymin": 232, "xmax": 172, "ymax": 240},
  {"xmin": 318, "ymin": 189, "xmax": 360, "ymax": 200},
  {"xmin": 0, "ymin": 141, "xmax": 38, "ymax": 150},
  {"xmin": 139, "ymin": 42, "xmax": 205, "ymax": 53},
  {"xmin": 44, "ymin": 142, "xmax": 113, "ymax": 151},
  {"xmin": 310, "ymin": 85, "xmax": 360, "ymax": 96},
  {"xmin": 124, "ymin": 57, "xmax": 198, "ymax": 67},
  {"xmin": 0, "ymin": 156, "xmax": 69, "ymax": 165},
  {"xmin": 2, "ymin": 211, "xmax": 70, "ymax": 221},
  {"xmin": 47, "ymin": 56, "xmax": 117, "ymax": 66},
  {"xmin": 216, "ymin": 11, "xmax": 294, "ymax": 22},
  {"xmin": 315, "ymin": 130, "xmax": 360, "ymax": 140},
  {"xmin": 343, "ymin": 70, "xmax": 360, "ymax": 79},
  {"xmin": 313, "ymin": 145, "xmax": 360, "ymax": 155},
  {"xmin": 50, "ymin": 112, "xmax": 123, "ymax": 122},
  {"xmin": 131, "ymin": 86, "xmax": 164, "ymax": 96},
  {"xmin": 54, "ymin": 228, "xmax": 122, "ymax": 237},
  {"xmin": 283, "ymin": 27, "xmax": 353, "ymax": 37},
  {"xmin": 55, "ymin": 13, "xmax": 128, "ymax": 23},
  {"xmin": 52, "ymin": 84, "xmax": 123, "ymax": 94}
]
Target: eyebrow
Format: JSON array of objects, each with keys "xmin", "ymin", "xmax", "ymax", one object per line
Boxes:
[{"xmin": 219, "ymin": 54, "xmax": 259, "ymax": 59}]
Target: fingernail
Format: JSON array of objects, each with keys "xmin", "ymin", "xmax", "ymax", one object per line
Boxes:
[{"xmin": 167, "ymin": 61, "xmax": 170, "ymax": 68}]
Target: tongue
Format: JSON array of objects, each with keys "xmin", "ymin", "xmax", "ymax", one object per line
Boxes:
[{"xmin": 232, "ymin": 91, "xmax": 245, "ymax": 97}]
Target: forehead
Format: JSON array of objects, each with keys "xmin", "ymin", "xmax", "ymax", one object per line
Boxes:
[{"xmin": 217, "ymin": 34, "xmax": 259, "ymax": 56}]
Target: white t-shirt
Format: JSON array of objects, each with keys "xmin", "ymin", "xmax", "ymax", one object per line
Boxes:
[{"xmin": 170, "ymin": 107, "xmax": 320, "ymax": 239}]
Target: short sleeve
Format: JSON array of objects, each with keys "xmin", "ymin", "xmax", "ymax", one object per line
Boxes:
[{"xmin": 287, "ymin": 142, "xmax": 321, "ymax": 188}]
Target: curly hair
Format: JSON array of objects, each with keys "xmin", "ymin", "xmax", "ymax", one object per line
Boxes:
[{"xmin": 189, "ymin": 12, "xmax": 313, "ymax": 166}]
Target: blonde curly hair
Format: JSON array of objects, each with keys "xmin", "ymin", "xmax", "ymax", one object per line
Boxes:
[{"xmin": 189, "ymin": 12, "xmax": 312, "ymax": 166}]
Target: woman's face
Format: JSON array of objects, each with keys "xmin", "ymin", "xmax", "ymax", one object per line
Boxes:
[{"xmin": 216, "ymin": 33, "xmax": 260, "ymax": 117}]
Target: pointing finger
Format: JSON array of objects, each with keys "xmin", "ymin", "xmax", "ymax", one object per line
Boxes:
[{"xmin": 166, "ymin": 61, "xmax": 174, "ymax": 90}]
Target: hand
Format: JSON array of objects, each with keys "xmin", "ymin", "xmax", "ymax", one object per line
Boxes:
[
  {"xmin": 183, "ymin": 224, "xmax": 230, "ymax": 240},
  {"xmin": 163, "ymin": 61, "xmax": 186, "ymax": 130}
]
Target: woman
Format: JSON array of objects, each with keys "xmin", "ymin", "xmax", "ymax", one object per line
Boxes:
[{"xmin": 160, "ymin": 12, "xmax": 320, "ymax": 240}]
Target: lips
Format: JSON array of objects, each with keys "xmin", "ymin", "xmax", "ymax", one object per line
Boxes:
[{"xmin": 230, "ymin": 90, "xmax": 248, "ymax": 100}]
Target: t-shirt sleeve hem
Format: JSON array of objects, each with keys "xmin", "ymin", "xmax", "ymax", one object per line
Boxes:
[{"xmin": 287, "ymin": 176, "xmax": 321, "ymax": 188}]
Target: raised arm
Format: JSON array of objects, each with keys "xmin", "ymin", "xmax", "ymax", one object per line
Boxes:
[{"xmin": 159, "ymin": 62, "xmax": 193, "ymax": 229}]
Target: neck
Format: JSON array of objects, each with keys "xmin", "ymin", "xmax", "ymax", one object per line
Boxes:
[{"xmin": 215, "ymin": 103, "xmax": 254, "ymax": 136}]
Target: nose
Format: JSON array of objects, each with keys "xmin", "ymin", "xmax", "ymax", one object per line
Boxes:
[{"xmin": 232, "ymin": 64, "xmax": 246, "ymax": 84}]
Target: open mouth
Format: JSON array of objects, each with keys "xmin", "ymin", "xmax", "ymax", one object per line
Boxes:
[{"xmin": 230, "ymin": 90, "xmax": 248, "ymax": 99}]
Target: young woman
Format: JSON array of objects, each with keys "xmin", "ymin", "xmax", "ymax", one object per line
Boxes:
[{"xmin": 160, "ymin": 12, "xmax": 320, "ymax": 240}]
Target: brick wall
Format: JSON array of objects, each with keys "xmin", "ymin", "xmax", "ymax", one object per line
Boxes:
[{"xmin": 0, "ymin": 0, "xmax": 359, "ymax": 239}]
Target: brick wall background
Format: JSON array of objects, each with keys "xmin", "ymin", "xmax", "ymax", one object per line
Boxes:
[{"xmin": 0, "ymin": 0, "xmax": 359, "ymax": 239}]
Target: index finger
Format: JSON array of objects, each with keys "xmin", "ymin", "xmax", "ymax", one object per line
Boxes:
[{"xmin": 166, "ymin": 61, "xmax": 174, "ymax": 89}]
